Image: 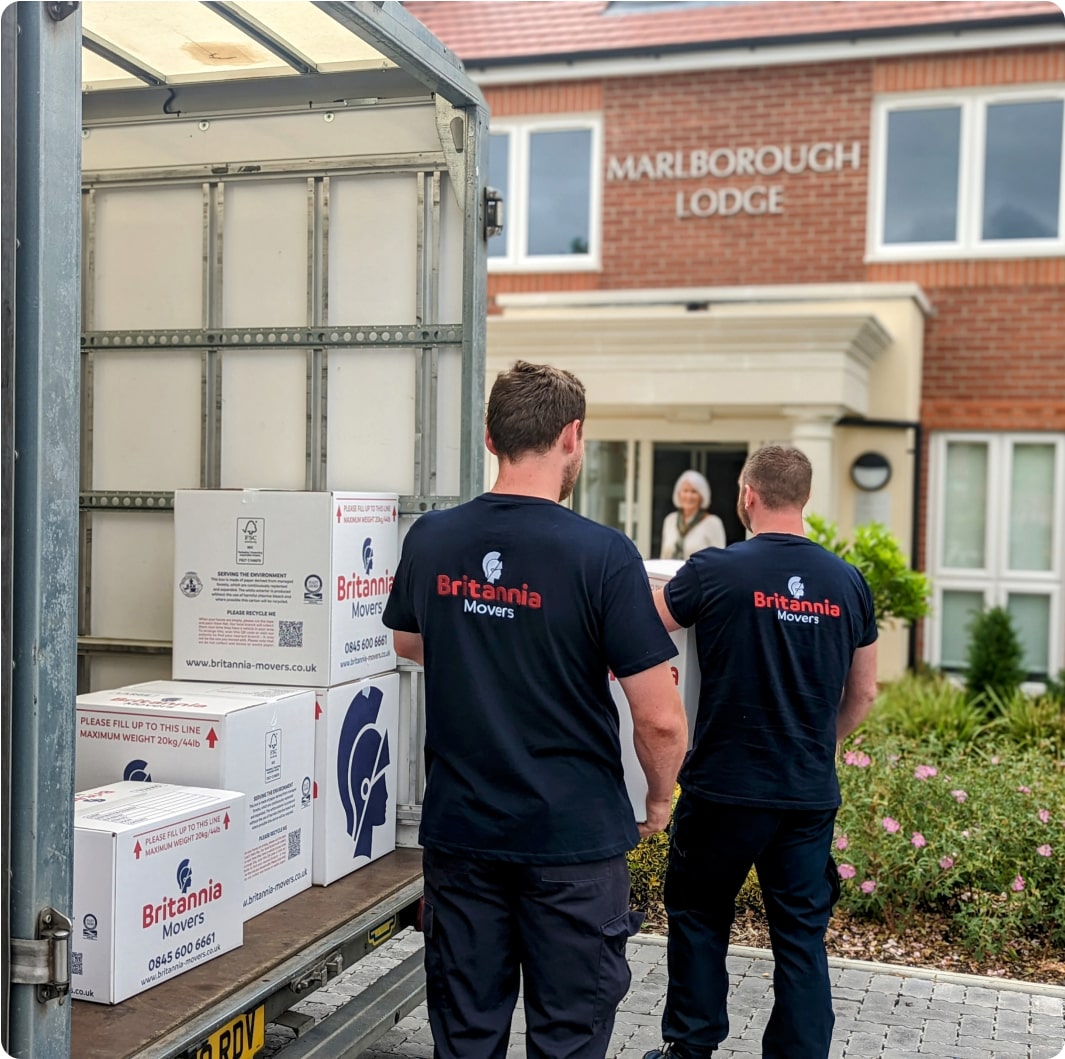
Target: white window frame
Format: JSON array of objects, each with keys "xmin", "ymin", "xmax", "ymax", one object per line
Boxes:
[
  {"xmin": 488, "ymin": 114, "xmax": 603, "ymax": 273},
  {"xmin": 926, "ymin": 432, "xmax": 1065, "ymax": 679},
  {"xmin": 867, "ymin": 85, "xmax": 1065, "ymax": 262}
]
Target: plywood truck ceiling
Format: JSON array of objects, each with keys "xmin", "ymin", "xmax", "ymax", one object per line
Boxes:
[{"xmin": 81, "ymin": 1, "xmax": 396, "ymax": 90}]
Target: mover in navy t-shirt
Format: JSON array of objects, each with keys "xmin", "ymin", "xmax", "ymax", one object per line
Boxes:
[
  {"xmin": 383, "ymin": 492, "xmax": 679, "ymax": 863},
  {"xmin": 664, "ymin": 533, "xmax": 878, "ymax": 809}
]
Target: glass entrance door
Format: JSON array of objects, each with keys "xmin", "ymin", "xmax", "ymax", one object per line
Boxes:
[{"xmin": 651, "ymin": 443, "xmax": 748, "ymax": 559}]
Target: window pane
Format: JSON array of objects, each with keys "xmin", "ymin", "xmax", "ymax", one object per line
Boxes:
[
  {"xmin": 1007, "ymin": 593, "xmax": 1051, "ymax": 677},
  {"xmin": 883, "ymin": 107, "xmax": 961, "ymax": 244},
  {"xmin": 983, "ymin": 100, "xmax": 1063, "ymax": 240},
  {"xmin": 528, "ymin": 130, "xmax": 592, "ymax": 256},
  {"xmin": 1009, "ymin": 443, "xmax": 1057, "ymax": 571},
  {"xmin": 942, "ymin": 442, "xmax": 988, "ymax": 568},
  {"xmin": 573, "ymin": 440, "xmax": 629, "ymax": 535},
  {"xmin": 940, "ymin": 591, "xmax": 986, "ymax": 668},
  {"xmin": 488, "ymin": 133, "xmax": 509, "ymax": 259}
]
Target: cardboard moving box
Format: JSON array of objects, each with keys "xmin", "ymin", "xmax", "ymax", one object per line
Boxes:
[
  {"xmin": 72, "ymin": 781, "xmax": 245, "ymax": 1004},
  {"xmin": 172, "ymin": 490, "xmax": 399, "ymax": 687},
  {"xmin": 312, "ymin": 673, "xmax": 400, "ymax": 885},
  {"xmin": 613, "ymin": 559, "xmax": 701, "ymax": 821},
  {"xmin": 75, "ymin": 681, "xmax": 314, "ymax": 919}
]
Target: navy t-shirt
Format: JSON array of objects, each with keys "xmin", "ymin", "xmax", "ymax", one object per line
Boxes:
[
  {"xmin": 383, "ymin": 493, "xmax": 678, "ymax": 863},
  {"xmin": 664, "ymin": 533, "xmax": 877, "ymax": 810}
]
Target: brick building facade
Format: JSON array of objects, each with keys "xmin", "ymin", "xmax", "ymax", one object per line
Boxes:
[{"xmin": 408, "ymin": 0, "xmax": 1065, "ymax": 681}]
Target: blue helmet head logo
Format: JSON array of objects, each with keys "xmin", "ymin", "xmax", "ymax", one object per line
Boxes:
[
  {"xmin": 362, "ymin": 537, "xmax": 374, "ymax": 575},
  {"xmin": 336, "ymin": 687, "xmax": 391, "ymax": 861},
  {"xmin": 124, "ymin": 759, "xmax": 152, "ymax": 782},
  {"xmin": 176, "ymin": 859, "xmax": 193, "ymax": 894}
]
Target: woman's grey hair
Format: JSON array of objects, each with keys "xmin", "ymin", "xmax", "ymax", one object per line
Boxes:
[{"xmin": 673, "ymin": 469, "xmax": 711, "ymax": 511}]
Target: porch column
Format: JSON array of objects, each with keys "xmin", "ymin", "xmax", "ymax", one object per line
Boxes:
[{"xmin": 783, "ymin": 406, "xmax": 842, "ymax": 523}]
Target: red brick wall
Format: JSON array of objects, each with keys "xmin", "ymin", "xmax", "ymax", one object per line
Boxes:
[{"xmin": 599, "ymin": 61, "xmax": 872, "ymax": 288}]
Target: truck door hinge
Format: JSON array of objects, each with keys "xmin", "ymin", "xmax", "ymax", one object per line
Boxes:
[{"xmin": 10, "ymin": 908, "xmax": 73, "ymax": 1004}]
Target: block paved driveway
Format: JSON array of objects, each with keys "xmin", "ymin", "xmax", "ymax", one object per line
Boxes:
[{"xmin": 265, "ymin": 929, "xmax": 1065, "ymax": 1059}]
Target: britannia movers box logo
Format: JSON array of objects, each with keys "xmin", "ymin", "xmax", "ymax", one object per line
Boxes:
[{"xmin": 337, "ymin": 686, "xmax": 391, "ymax": 861}]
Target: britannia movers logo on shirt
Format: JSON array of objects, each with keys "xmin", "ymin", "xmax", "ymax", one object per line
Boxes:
[
  {"xmin": 753, "ymin": 574, "xmax": 842, "ymax": 626},
  {"xmin": 436, "ymin": 550, "xmax": 543, "ymax": 621}
]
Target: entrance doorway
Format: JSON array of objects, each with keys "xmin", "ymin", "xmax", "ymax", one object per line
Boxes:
[{"xmin": 651, "ymin": 443, "xmax": 748, "ymax": 559}]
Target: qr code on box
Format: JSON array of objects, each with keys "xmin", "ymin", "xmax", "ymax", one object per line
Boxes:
[
  {"xmin": 288, "ymin": 828, "xmax": 301, "ymax": 860},
  {"xmin": 72, "ymin": 951, "xmax": 83, "ymax": 976},
  {"xmin": 279, "ymin": 621, "xmax": 303, "ymax": 648}
]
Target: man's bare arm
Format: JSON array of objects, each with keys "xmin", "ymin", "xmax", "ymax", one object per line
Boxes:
[
  {"xmin": 654, "ymin": 587, "xmax": 683, "ymax": 633},
  {"xmin": 393, "ymin": 631, "xmax": 425, "ymax": 667},
  {"xmin": 618, "ymin": 661, "xmax": 688, "ymax": 838},
  {"xmin": 837, "ymin": 642, "xmax": 878, "ymax": 742}
]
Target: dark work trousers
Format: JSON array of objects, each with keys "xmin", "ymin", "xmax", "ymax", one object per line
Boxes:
[
  {"xmin": 421, "ymin": 847, "xmax": 643, "ymax": 1059},
  {"xmin": 660, "ymin": 794, "xmax": 839, "ymax": 1059}
]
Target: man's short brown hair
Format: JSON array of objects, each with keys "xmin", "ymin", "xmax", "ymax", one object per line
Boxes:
[
  {"xmin": 741, "ymin": 445, "xmax": 812, "ymax": 510},
  {"xmin": 486, "ymin": 361, "xmax": 586, "ymax": 461}
]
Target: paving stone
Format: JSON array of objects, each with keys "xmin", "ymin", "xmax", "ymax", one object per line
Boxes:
[{"xmin": 266, "ymin": 937, "xmax": 1065, "ymax": 1058}]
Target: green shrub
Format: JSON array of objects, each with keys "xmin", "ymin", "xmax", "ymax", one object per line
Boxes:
[
  {"xmin": 834, "ymin": 737, "xmax": 1065, "ymax": 956},
  {"xmin": 985, "ymin": 687, "xmax": 1065, "ymax": 757},
  {"xmin": 866, "ymin": 671, "xmax": 989, "ymax": 746},
  {"xmin": 806, "ymin": 515, "xmax": 930, "ymax": 628},
  {"xmin": 1044, "ymin": 669, "xmax": 1065, "ymax": 707},
  {"xmin": 965, "ymin": 606, "xmax": 1026, "ymax": 707},
  {"xmin": 629, "ymin": 825, "xmax": 671, "ymax": 918}
]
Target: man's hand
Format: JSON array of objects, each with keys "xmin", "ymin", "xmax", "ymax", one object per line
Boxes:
[{"xmin": 638, "ymin": 796, "xmax": 674, "ymax": 838}]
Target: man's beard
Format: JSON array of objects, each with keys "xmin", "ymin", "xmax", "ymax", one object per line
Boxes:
[{"xmin": 559, "ymin": 453, "xmax": 582, "ymax": 503}]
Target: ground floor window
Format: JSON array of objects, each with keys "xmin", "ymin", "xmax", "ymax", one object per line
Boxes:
[{"xmin": 927, "ymin": 432, "xmax": 1064, "ymax": 680}]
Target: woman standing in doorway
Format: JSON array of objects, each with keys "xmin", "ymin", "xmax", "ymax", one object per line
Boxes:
[{"xmin": 660, "ymin": 469, "xmax": 726, "ymax": 559}]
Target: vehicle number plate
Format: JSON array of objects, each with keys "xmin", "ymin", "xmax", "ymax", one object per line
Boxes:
[{"xmin": 193, "ymin": 1005, "xmax": 265, "ymax": 1059}]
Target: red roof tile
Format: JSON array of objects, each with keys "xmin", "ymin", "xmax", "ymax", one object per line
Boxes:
[{"xmin": 404, "ymin": 1, "xmax": 1062, "ymax": 64}]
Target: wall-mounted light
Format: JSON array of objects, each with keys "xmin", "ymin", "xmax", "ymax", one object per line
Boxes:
[
  {"xmin": 850, "ymin": 451, "xmax": 892, "ymax": 491},
  {"xmin": 485, "ymin": 187, "xmax": 504, "ymax": 239}
]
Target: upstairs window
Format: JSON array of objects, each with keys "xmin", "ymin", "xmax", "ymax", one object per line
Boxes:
[
  {"xmin": 870, "ymin": 89, "xmax": 1065, "ymax": 259},
  {"xmin": 488, "ymin": 117, "xmax": 602, "ymax": 271}
]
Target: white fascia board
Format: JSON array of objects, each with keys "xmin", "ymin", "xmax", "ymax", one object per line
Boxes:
[
  {"xmin": 467, "ymin": 26, "xmax": 1062, "ymax": 86},
  {"xmin": 494, "ymin": 282, "xmax": 935, "ymax": 317}
]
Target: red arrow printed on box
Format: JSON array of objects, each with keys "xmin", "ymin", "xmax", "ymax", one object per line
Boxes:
[{"xmin": 206, "ymin": 728, "xmax": 218, "ymax": 748}]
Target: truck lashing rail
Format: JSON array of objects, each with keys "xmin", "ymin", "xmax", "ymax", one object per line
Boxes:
[{"xmin": 3, "ymin": 3, "xmax": 491, "ymax": 1056}]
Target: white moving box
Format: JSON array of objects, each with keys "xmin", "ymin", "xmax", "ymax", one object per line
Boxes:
[
  {"xmin": 75, "ymin": 681, "xmax": 314, "ymax": 920},
  {"xmin": 172, "ymin": 490, "xmax": 399, "ymax": 687},
  {"xmin": 613, "ymin": 559, "xmax": 701, "ymax": 822},
  {"xmin": 72, "ymin": 781, "xmax": 245, "ymax": 1004},
  {"xmin": 312, "ymin": 673, "xmax": 400, "ymax": 885}
]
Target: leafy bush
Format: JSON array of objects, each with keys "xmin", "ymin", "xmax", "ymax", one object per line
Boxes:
[
  {"xmin": 985, "ymin": 687, "xmax": 1065, "ymax": 757},
  {"xmin": 806, "ymin": 515, "xmax": 930, "ymax": 628},
  {"xmin": 965, "ymin": 606, "xmax": 1026, "ymax": 707},
  {"xmin": 866, "ymin": 672, "xmax": 989, "ymax": 746},
  {"xmin": 834, "ymin": 736, "xmax": 1065, "ymax": 957},
  {"xmin": 1044, "ymin": 669, "xmax": 1065, "ymax": 707}
]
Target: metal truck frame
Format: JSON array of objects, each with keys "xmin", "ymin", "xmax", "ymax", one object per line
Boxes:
[{"xmin": 2, "ymin": 4, "xmax": 490, "ymax": 1056}]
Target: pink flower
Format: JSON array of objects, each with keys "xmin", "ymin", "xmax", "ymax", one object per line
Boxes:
[
  {"xmin": 860, "ymin": 879, "xmax": 877, "ymax": 894},
  {"xmin": 1011, "ymin": 875, "xmax": 1025, "ymax": 893},
  {"xmin": 939, "ymin": 856, "xmax": 954, "ymax": 870},
  {"xmin": 1017, "ymin": 786, "xmax": 1032, "ymax": 795},
  {"xmin": 914, "ymin": 765, "xmax": 939, "ymax": 780},
  {"xmin": 961, "ymin": 829, "xmax": 970, "ymax": 838},
  {"xmin": 911, "ymin": 832, "xmax": 927, "ymax": 848},
  {"xmin": 1039, "ymin": 809, "xmax": 1051, "ymax": 824},
  {"xmin": 837, "ymin": 863, "xmax": 857, "ymax": 879},
  {"xmin": 853, "ymin": 735, "xmax": 864, "ymax": 747},
  {"xmin": 882, "ymin": 817, "xmax": 901, "ymax": 833},
  {"xmin": 887, "ymin": 753, "xmax": 900, "ymax": 764},
  {"xmin": 1037, "ymin": 845, "xmax": 1052, "ymax": 857},
  {"xmin": 991, "ymin": 756, "xmax": 1000, "ymax": 765},
  {"xmin": 951, "ymin": 789, "xmax": 968, "ymax": 803},
  {"xmin": 835, "ymin": 835, "xmax": 849, "ymax": 851},
  {"xmin": 843, "ymin": 750, "xmax": 872, "ymax": 768}
]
